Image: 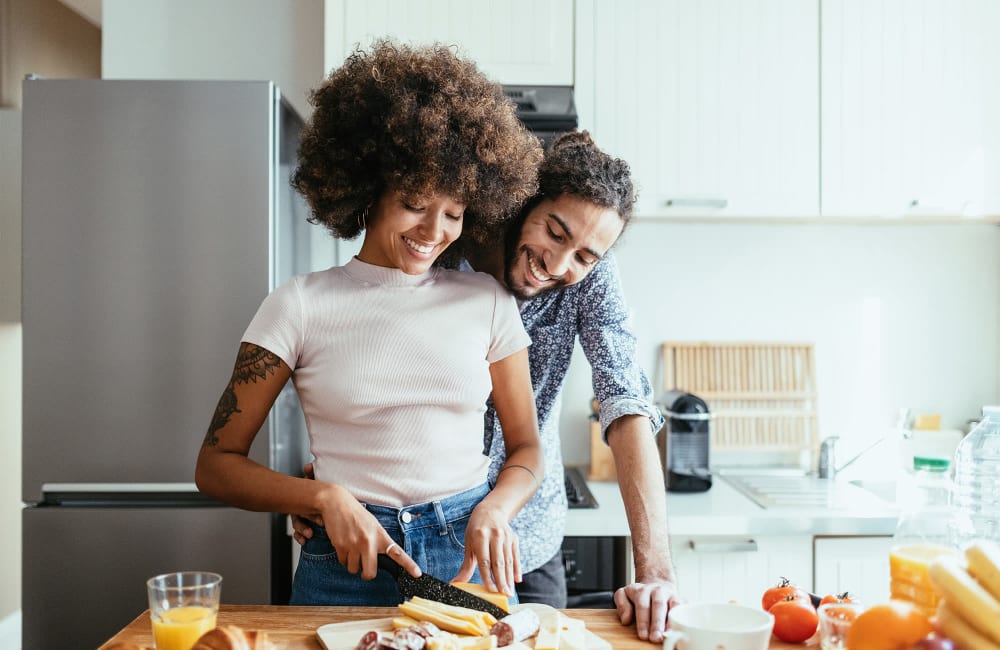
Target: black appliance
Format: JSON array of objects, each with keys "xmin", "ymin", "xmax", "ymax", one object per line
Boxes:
[
  {"xmin": 503, "ymin": 85, "xmax": 578, "ymax": 146},
  {"xmin": 656, "ymin": 390, "xmax": 713, "ymax": 492},
  {"xmin": 562, "ymin": 536, "xmax": 627, "ymax": 609}
]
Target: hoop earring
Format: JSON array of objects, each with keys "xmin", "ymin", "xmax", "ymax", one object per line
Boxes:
[{"xmin": 357, "ymin": 205, "xmax": 369, "ymax": 231}]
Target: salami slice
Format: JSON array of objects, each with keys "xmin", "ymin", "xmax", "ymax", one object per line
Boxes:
[
  {"xmin": 354, "ymin": 630, "xmax": 382, "ymax": 650},
  {"xmin": 490, "ymin": 608, "xmax": 541, "ymax": 647}
]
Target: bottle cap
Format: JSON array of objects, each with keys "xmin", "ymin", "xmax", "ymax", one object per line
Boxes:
[{"xmin": 913, "ymin": 456, "xmax": 950, "ymax": 471}]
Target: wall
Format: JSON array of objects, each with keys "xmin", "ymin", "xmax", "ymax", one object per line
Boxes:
[
  {"xmin": 102, "ymin": 0, "xmax": 325, "ymax": 121},
  {"xmin": 559, "ymin": 221, "xmax": 1000, "ymax": 467},
  {"xmin": 0, "ymin": 0, "xmax": 101, "ymax": 109},
  {"xmin": 0, "ymin": 0, "xmax": 100, "ymax": 623}
]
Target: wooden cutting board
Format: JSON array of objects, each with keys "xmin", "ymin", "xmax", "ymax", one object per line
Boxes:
[{"xmin": 316, "ymin": 604, "xmax": 612, "ymax": 649}]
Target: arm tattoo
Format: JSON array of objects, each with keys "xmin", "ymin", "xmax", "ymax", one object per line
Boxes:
[{"xmin": 202, "ymin": 344, "xmax": 283, "ymax": 447}]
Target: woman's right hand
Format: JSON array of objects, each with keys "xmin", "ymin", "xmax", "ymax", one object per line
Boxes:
[{"xmin": 315, "ymin": 482, "xmax": 422, "ymax": 581}]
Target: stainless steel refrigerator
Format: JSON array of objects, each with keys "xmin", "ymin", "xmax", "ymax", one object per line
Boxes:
[{"xmin": 20, "ymin": 79, "xmax": 323, "ymax": 649}]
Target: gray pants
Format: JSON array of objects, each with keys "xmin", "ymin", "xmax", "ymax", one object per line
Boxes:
[{"xmin": 515, "ymin": 549, "xmax": 567, "ymax": 608}]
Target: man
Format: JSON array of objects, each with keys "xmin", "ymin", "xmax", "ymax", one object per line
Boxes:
[
  {"xmin": 464, "ymin": 130, "xmax": 678, "ymax": 642},
  {"xmin": 295, "ymin": 131, "xmax": 680, "ymax": 642}
]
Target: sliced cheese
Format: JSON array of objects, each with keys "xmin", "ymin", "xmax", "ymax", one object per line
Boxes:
[
  {"xmin": 399, "ymin": 598, "xmax": 492, "ymax": 636},
  {"xmin": 935, "ymin": 599, "xmax": 998, "ymax": 650},
  {"xmin": 533, "ymin": 611, "xmax": 562, "ymax": 650},
  {"xmin": 391, "ymin": 616, "xmax": 421, "ymax": 629},
  {"xmin": 450, "ymin": 581, "xmax": 512, "ymax": 613}
]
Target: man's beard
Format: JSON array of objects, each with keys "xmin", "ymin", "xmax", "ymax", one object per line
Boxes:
[{"xmin": 504, "ymin": 245, "xmax": 568, "ymax": 301}]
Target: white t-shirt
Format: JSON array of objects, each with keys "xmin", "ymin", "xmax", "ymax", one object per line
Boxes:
[{"xmin": 242, "ymin": 256, "xmax": 530, "ymax": 507}]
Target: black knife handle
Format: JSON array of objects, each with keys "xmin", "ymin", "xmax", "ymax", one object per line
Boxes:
[{"xmin": 377, "ymin": 553, "xmax": 402, "ymax": 578}]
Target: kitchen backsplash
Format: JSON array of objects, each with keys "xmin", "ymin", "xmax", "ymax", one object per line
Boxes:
[{"xmin": 560, "ymin": 221, "xmax": 1000, "ymax": 469}]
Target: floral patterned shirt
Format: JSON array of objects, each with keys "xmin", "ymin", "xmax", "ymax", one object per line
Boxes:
[{"xmin": 478, "ymin": 252, "xmax": 665, "ymax": 572}]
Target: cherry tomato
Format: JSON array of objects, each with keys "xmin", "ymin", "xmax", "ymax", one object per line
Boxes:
[
  {"xmin": 769, "ymin": 595, "xmax": 819, "ymax": 643},
  {"xmin": 820, "ymin": 591, "xmax": 856, "ymax": 606},
  {"xmin": 762, "ymin": 577, "xmax": 810, "ymax": 611}
]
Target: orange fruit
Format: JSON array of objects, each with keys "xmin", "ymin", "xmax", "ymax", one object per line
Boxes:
[{"xmin": 846, "ymin": 600, "xmax": 933, "ymax": 650}]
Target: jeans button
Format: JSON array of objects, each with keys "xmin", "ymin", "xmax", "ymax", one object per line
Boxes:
[{"xmin": 401, "ymin": 511, "xmax": 413, "ymax": 524}]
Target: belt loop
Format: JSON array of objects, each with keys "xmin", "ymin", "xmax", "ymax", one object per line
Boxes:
[{"xmin": 432, "ymin": 500, "xmax": 448, "ymax": 535}]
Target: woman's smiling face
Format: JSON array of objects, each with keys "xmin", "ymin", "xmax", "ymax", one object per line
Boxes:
[{"xmin": 358, "ymin": 189, "xmax": 466, "ymax": 275}]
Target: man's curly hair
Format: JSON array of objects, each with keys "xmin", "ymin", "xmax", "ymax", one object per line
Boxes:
[
  {"xmin": 534, "ymin": 130, "xmax": 636, "ymax": 227},
  {"xmin": 293, "ymin": 39, "xmax": 543, "ymax": 261}
]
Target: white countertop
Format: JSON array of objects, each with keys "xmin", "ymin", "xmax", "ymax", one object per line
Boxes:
[{"xmin": 564, "ymin": 473, "xmax": 899, "ymax": 538}]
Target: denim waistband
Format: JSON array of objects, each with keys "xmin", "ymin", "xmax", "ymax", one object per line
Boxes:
[{"xmin": 363, "ymin": 482, "xmax": 490, "ymax": 535}]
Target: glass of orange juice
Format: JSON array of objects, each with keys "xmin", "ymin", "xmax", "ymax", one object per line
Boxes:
[
  {"xmin": 146, "ymin": 571, "xmax": 222, "ymax": 650},
  {"xmin": 888, "ymin": 543, "xmax": 957, "ymax": 617}
]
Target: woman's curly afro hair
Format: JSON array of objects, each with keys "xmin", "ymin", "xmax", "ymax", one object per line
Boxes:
[{"xmin": 293, "ymin": 39, "xmax": 543, "ymax": 259}]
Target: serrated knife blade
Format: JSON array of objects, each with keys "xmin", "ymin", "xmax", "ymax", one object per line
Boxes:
[{"xmin": 377, "ymin": 554, "xmax": 508, "ymax": 619}]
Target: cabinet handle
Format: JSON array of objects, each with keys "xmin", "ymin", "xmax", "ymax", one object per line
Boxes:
[
  {"xmin": 687, "ymin": 539, "xmax": 758, "ymax": 553},
  {"xmin": 665, "ymin": 198, "xmax": 728, "ymax": 209}
]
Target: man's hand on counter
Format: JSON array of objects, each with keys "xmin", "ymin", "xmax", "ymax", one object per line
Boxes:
[{"xmin": 614, "ymin": 579, "xmax": 681, "ymax": 644}]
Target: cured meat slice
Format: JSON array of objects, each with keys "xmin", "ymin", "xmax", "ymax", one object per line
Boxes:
[{"xmin": 490, "ymin": 609, "xmax": 541, "ymax": 647}]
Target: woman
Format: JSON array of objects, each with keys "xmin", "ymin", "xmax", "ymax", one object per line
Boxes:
[{"xmin": 195, "ymin": 40, "xmax": 544, "ymax": 606}]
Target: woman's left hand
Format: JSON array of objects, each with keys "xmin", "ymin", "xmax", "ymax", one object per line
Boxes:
[{"xmin": 452, "ymin": 502, "xmax": 520, "ymax": 596}]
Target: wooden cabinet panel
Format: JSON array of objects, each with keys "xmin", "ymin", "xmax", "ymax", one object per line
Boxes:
[
  {"xmin": 576, "ymin": 0, "xmax": 820, "ymax": 218},
  {"xmin": 327, "ymin": 0, "xmax": 574, "ymax": 85}
]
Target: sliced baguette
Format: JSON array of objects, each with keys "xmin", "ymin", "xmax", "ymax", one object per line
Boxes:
[
  {"xmin": 928, "ymin": 553, "xmax": 1000, "ymax": 645},
  {"xmin": 966, "ymin": 539, "xmax": 1000, "ymax": 601},
  {"xmin": 935, "ymin": 599, "xmax": 1000, "ymax": 650}
]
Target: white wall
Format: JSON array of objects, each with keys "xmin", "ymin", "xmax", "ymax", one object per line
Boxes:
[
  {"xmin": 559, "ymin": 221, "xmax": 1000, "ymax": 466},
  {"xmin": 102, "ymin": 0, "xmax": 325, "ymax": 120}
]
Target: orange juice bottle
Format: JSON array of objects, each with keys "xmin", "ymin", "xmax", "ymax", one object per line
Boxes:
[{"xmin": 888, "ymin": 458, "xmax": 960, "ymax": 617}]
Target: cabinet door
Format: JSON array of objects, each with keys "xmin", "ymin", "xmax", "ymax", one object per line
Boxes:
[
  {"xmin": 576, "ymin": 0, "xmax": 819, "ymax": 218},
  {"xmin": 813, "ymin": 536, "xmax": 892, "ymax": 605},
  {"xmin": 326, "ymin": 0, "xmax": 574, "ymax": 85},
  {"xmin": 822, "ymin": 0, "xmax": 1000, "ymax": 218},
  {"xmin": 670, "ymin": 535, "xmax": 812, "ymax": 605}
]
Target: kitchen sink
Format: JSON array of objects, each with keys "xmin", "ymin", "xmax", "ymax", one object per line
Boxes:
[
  {"xmin": 719, "ymin": 470, "xmax": 895, "ymax": 510},
  {"xmin": 848, "ymin": 479, "xmax": 898, "ymax": 504}
]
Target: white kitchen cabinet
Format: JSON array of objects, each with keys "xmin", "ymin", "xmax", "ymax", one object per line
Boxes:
[
  {"xmin": 575, "ymin": 0, "xmax": 819, "ymax": 218},
  {"xmin": 821, "ymin": 0, "xmax": 1000, "ymax": 218},
  {"xmin": 325, "ymin": 0, "xmax": 574, "ymax": 85},
  {"xmin": 670, "ymin": 535, "xmax": 813, "ymax": 605},
  {"xmin": 813, "ymin": 536, "xmax": 893, "ymax": 604}
]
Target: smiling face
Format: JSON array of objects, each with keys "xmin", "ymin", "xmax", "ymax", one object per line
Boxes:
[
  {"xmin": 504, "ymin": 194, "xmax": 624, "ymax": 300},
  {"xmin": 357, "ymin": 189, "xmax": 466, "ymax": 275}
]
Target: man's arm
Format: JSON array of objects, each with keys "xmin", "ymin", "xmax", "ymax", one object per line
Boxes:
[
  {"xmin": 571, "ymin": 255, "xmax": 680, "ymax": 642},
  {"xmin": 606, "ymin": 414, "xmax": 680, "ymax": 643}
]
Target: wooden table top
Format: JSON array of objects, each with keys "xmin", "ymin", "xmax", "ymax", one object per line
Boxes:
[{"xmin": 99, "ymin": 604, "xmax": 814, "ymax": 649}]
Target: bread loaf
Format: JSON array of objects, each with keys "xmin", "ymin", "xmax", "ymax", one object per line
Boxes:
[{"xmin": 191, "ymin": 625, "xmax": 274, "ymax": 650}]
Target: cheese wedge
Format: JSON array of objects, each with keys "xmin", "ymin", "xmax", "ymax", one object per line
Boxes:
[
  {"xmin": 399, "ymin": 596, "xmax": 496, "ymax": 636},
  {"xmin": 450, "ymin": 581, "xmax": 512, "ymax": 613}
]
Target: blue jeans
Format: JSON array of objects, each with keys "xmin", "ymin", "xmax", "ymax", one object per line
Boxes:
[{"xmin": 290, "ymin": 482, "xmax": 490, "ymax": 606}]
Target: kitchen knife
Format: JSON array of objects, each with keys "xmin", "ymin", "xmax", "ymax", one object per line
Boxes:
[{"xmin": 377, "ymin": 554, "xmax": 509, "ymax": 619}]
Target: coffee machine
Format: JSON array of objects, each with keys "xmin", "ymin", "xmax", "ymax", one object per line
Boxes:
[{"xmin": 657, "ymin": 390, "xmax": 713, "ymax": 492}]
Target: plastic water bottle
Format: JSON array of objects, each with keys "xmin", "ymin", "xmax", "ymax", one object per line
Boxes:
[
  {"xmin": 951, "ymin": 406, "xmax": 1000, "ymax": 544},
  {"xmin": 889, "ymin": 459, "xmax": 960, "ymax": 616}
]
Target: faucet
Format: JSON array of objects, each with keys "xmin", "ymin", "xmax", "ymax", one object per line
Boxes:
[{"xmin": 817, "ymin": 435, "xmax": 889, "ymax": 479}]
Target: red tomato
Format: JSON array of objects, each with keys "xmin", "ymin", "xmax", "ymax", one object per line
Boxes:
[
  {"xmin": 762, "ymin": 577, "xmax": 810, "ymax": 611},
  {"xmin": 769, "ymin": 595, "xmax": 819, "ymax": 643},
  {"xmin": 819, "ymin": 591, "xmax": 856, "ymax": 606}
]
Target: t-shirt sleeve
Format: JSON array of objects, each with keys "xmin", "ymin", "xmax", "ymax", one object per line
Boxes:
[
  {"xmin": 240, "ymin": 276, "xmax": 303, "ymax": 369},
  {"xmin": 487, "ymin": 284, "xmax": 531, "ymax": 363}
]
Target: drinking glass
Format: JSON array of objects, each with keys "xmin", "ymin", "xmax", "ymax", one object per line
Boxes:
[{"xmin": 146, "ymin": 571, "xmax": 222, "ymax": 650}]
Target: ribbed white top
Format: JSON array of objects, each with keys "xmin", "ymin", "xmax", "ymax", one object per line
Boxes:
[{"xmin": 243, "ymin": 257, "xmax": 530, "ymax": 507}]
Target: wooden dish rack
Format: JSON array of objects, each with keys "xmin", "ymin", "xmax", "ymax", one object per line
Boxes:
[{"xmin": 660, "ymin": 342, "xmax": 820, "ymax": 463}]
